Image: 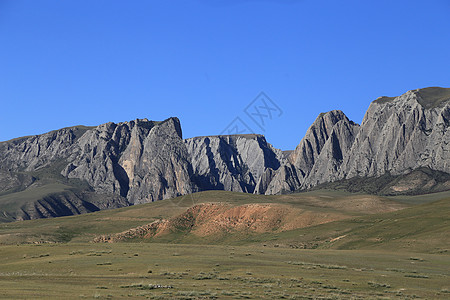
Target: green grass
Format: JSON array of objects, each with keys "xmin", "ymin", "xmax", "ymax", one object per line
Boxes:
[
  {"xmin": 386, "ymin": 190, "xmax": 450, "ymax": 205},
  {"xmin": 0, "ymin": 243, "xmax": 449, "ymax": 299},
  {"xmin": 0, "ymin": 189, "xmax": 448, "ymax": 254},
  {"xmin": 0, "ymin": 125, "xmax": 95, "ymax": 220},
  {"xmin": 256, "ymin": 195, "xmax": 450, "ymax": 254},
  {"xmin": 0, "ymin": 183, "xmax": 77, "ymax": 220},
  {"xmin": 307, "ymin": 168, "xmax": 450, "ymax": 197},
  {"xmin": 0, "ymin": 190, "xmax": 449, "ymax": 298},
  {"xmin": 0, "ymin": 158, "xmax": 94, "ymax": 221},
  {"xmin": 0, "ymin": 189, "xmax": 407, "ymax": 244},
  {"xmin": 416, "ymin": 86, "xmax": 450, "ymax": 108}
]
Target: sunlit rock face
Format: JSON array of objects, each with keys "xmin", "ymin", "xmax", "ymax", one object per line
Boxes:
[{"xmin": 262, "ymin": 87, "xmax": 450, "ymax": 194}]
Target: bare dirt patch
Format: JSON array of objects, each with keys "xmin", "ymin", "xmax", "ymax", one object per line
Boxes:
[{"xmin": 94, "ymin": 202, "xmax": 348, "ymax": 242}]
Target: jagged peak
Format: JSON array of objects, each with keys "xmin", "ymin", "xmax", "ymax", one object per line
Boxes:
[
  {"xmin": 307, "ymin": 110, "xmax": 352, "ymax": 134},
  {"xmin": 186, "ymin": 133, "xmax": 265, "ymax": 141},
  {"xmin": 161, "ymin": 117, "xmax": 183, "ymax": 139},
  {"xmin": 317, "ymin": 109, "xmax": 347, "ymax": 119},
  {"xmin": 115, "ymin": 117, "xmax": 159, "ymax": 128},
  {"xmin": 94, "ymin": 117, "xmax": 182, "ymax": 137}
]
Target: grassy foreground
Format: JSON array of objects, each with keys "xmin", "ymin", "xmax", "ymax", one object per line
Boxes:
[
  {"xmin": 0, "ymin": 190, "xmax": 449, "ymax": 299},
  {"xmin": 0, "ymin": 190, "xmax": 408, "ymax": 245},
  {"xmin": 1, "ymin": 243, "xmax": 449, "ymax": 299}
]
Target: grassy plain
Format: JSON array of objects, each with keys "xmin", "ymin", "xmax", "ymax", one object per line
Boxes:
[
  {"xmin": 0, "ymin": 190, "xmax": 409, "ymax": 244},
  {"xmin": 1, "ymin": 243, "xmax": 449, "ymax": 299},
  {"xmin": 0, "ymin": 190, "xmax": 449, "ymax": 299}
]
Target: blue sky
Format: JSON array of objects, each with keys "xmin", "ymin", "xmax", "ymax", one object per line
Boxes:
[{"xmin": 1, "ymin": 0, "xmax": 449, "ymax": 150}]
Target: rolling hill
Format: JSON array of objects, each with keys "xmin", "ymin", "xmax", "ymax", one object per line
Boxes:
[{"xmin": 0, "ymin": 189, "xmax": 448, "ymax": 254}]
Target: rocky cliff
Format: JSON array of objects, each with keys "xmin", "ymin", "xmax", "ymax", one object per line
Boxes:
[
  {"xmin": 260, "ymin": 87, "xmax": 450, "ymax": 194},
  {"xmin": 262, "ymin": 110, "xmax": 360, "ymax": 194},
  {"xmin": 61, "ymin": 117, "xmax": 193, "ymax": 204},
  {"xmin": 340, "ymin": 87, "xmax": 450, "ymax": 178},
  {"xmin": 0, "ymin": 118, "xmax": 283, "ymax": 220},
  {"xmin": 0, "ymin": 118, "xmax": 194, "ymax": 220},
  {"xmin": 185, "ymin": 134, "xmax": 283, "ymax": 193}
]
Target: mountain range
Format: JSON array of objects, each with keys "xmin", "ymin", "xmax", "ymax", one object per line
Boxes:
[{"xmin": 0, "ymin": 87, "xmax": 449, "ymax": 221}]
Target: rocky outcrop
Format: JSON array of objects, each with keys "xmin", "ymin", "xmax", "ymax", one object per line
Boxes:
[
  {"xmin": 340, "ymin": 87, "xmax": 450, "ymax": 179},
  {"xmin": 303, "ymin": 116, "xmax": 360, "ymax": 187},
  {"xmin": 62, "ymin": 118, "xmax": 193, "ymax": 204},
  {"xmin": 262, "ymin": 164, "xmax": 301, "ymax": 195},
  {"xmin": 0, "ymin": 117, "xmax": 193, "ymax": 220},
  {"xmin": 185, "ymin": 134, "xmax": 283, "ymax": 193},
  {"xmin": 120, "ymin": 118, "xmax": 193, "ymax": 204},
  {"xmin": 261, "ymin": 110, "xmax": 360, "ymax": 194},
  {"xmin": 289, "ymin": 110, "xmax": 352, "ymax": 175},
  {"xmin": 0, "ymin": 126, "xmax": 92, "ymax": 172},
  {"xmin": 261, "ymin": 87, "xmax": 450, "ymax": 194}
]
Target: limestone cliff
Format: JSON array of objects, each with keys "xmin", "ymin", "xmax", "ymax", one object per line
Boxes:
[
  {"xmin": 261, "ymin": 87, "xmax": 450, "ymax": 194},
  {"xmin": 62, "ymin": 117, "xmax": 193, "ymax": 204},
  {"xmin": 0, "ymin": 118, "xmax": 193, "ymax": 220},
  {"xmin": 185, "ymin": 134, "xmax": 283, "ymax": 193}
]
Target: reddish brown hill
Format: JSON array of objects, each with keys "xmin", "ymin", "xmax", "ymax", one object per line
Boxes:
[{"xmin": 94, "ymin": 202, "xmax": 356, "ymax": 243}]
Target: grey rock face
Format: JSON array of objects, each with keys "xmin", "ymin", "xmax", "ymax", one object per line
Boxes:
[
  {"xmin": 0, "ymin": 117, "xmax": 193, "ymax": 219},
  {"xmin": 262, "ymin": 110, "xmax": 359, "ymax": 194},
  {"xmin": 263, "ymin": 87, "xmax": 450, "ymax": 194},
  {"xmin": 61, "ymin": 121, "xmax": 133, "ymax": 197},
  {"xmin": 253, "ymin": 167, "xmax": 276, "ymax": 195},
  {"xmin": 303, "ymin": 118, "xmax": 360, "ymax": 187},
  {"xmin": 0, "ymin": 126, "xmax": 92, "ymax": 172},
  {"xmin": 62, "ymin": 117, "xmax": 193, "ymax": 204},
  {"xmin": 185, "ymin": 134, "xmax": 283, "ymax": 193},
  {"xmin": 120, "ymin": 118, "xmax": 193, "ymax": 204},
  {"xmin": 289, "ymin": 110, "xmax": 351, "ymax": 175},
  {"xmin": 340, "ymin": 88, "xmax": 450, "ymax": 179},
  {"xmin": 262, "ymin": 163, "xmax": 302, "ymax": 195}
]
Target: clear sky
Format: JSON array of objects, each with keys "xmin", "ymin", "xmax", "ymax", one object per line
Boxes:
[{"xmin": 1, "ymin": 0, "xmax": 449, "ymax": 150}]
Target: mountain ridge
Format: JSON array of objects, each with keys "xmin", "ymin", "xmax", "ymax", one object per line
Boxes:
[
  {"xmin": 0, "ymin": 86, "xmax": 449, "ymax": 221},
  {"xmin": 259, "ymin": 86, "xmax": 450, "ymax": 194}
]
